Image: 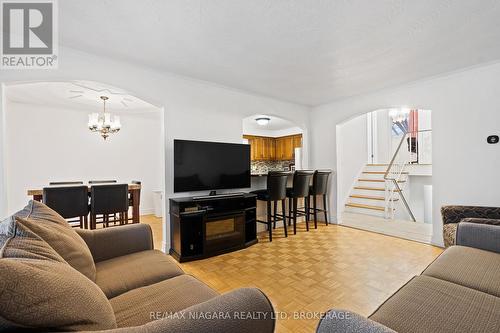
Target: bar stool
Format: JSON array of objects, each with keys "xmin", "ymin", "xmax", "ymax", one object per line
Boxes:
[
  {"xmin": 308, "ymin": 170, "xmax": 332, "ymax": 228},
  {"xmin": 286, "ymin": 170, "xmax": 314, "ymax": 234},
  {"xmin": 43, "ymin": 186, "xmax": 89, "ymax": 228},
  {"xmin": 90, "ymin": 184, "xmax": 129, "ymax": 229},
  {"xmin": 251, "ymin": 171, "xmax": 288, "ymax": 241}
]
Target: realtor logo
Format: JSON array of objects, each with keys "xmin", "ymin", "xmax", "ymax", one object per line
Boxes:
[{"xmin": 1, "ymin": 0, "xmax": 58, "ymax": 69}]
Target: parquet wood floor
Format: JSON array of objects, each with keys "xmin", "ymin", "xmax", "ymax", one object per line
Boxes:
[{"xmin": 142, "ymin": 216, "xmax": 442, "ymax": 332}]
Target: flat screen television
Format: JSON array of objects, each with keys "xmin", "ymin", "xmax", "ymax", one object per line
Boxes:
[{"xmin": 174, "ymin": 139, "xmax": 251, "ymax": 193}]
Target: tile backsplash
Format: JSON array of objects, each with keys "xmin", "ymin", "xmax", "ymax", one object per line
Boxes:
[{"xmin": 251, "ymin": 160, "xmax": 294, "ymax": 174}]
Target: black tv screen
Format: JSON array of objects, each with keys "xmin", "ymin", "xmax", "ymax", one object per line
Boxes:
[{"xmin": 174, "ymin": 139, "xmax": 251, "ymax": 192}]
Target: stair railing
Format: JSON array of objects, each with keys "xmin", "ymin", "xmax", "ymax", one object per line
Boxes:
[{"xmin": 384, "ymin": 131, "xmax": 417, "ymax": 222}]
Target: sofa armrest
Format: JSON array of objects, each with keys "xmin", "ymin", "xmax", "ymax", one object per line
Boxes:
[
  {"xmin": 85, "ymin": 288, "xmax": 275, "ymax": 333},
  {"xmin": 441, "ymin": 205, "xmax": 500, "ymax": 225},
  {"xmin": 456, "ymin": 222, "xmax": 500, "ymax": 253},
  {"xmin": 317, "ymin": 309, "xmax": 396, "ymax": 333},
  {"xmin": 76, "ymin": 224, "xmax": 154, "ymax": 263},
  {"xmin": 460, "ymin": 217, "xmax": 500, "ymax": 226}
]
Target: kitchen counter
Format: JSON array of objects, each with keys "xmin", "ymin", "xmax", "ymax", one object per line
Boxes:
[{"xmin": 251, "ymin": 171, "xmax": 293, "ymax": 177}]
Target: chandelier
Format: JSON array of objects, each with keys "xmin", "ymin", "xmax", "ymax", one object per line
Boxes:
[
  {"xmin": 389, "ymin": 108, "xmax": 410, "ymax": 123},
  {"xmin": 88, "ymin": 96, "xmax": 121, "ymax": 140}
]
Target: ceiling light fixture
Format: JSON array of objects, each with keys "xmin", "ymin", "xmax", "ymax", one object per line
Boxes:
[
  {"xmin": 255, "ymin": 117, "xmax": 271, "ymax": 126},
  {"xmin": 88, "ymin": 96, "xmax": 121, "ymax": 140}
]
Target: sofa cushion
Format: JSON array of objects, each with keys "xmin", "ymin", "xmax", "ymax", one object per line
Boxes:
[
  {"xmin": 370, "ymin": 275, "xmax": 500, "ymax": 333},
  {"xmin": 0, "ymin": 215, "xmax": 65, "ymax": 262},
  {"xmin": 0, "ymin": 216, "xmax": 117, "ymax": 331},
  {"xmin": 422, "ymin": 245, "xmax": 500, "ymax": 298},
  {"xmin": 96, "ymin": 249, "xmax": 184, "ymax": 299},
  {"xmin": 110, "ymin": 275, "xmax": 218, "ymax": 327},
  {"xmin": 14, "ymin": 200, "xmax": 96, "ymax": 281}
]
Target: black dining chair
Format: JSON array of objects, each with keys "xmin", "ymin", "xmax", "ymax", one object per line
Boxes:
[
  {"xmin": 90, "ymin": 184, "xmax": 129, "ymax": 229},
  {"xmin": 89, "ymin": 180, "xmax": 117, "ymax": 184},
  {"xmin": 43, "ymin": 186, "xmax": 89, "ymax": 228},
  {"xmin": 308, "ymin": 170, "xmax": 332, "ymax": 228},
  {"xmin": 251, "ymin": 172, "xmax": 288, "ymax": 241},
  {"xmin": 286, "ymin": 170, "xmax": 314, "ymax": 234},
  {"xmin": 49, "ymin": 181, "xmax": 84, "ymax": 186}
]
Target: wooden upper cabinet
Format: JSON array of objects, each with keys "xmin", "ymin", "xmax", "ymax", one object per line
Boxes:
[
  {"xmin": 292, "ymin": 134, "xmax": 302, "ymax": 149},
  {"xmin": 244, "ymin": 135, "xmax": 273, "ymax": 161},
  {"xmin": 244, "ymin": 134, "xmax": 301, "ymax": 161},
  {"xmin": 266, "ymin": 137, "xmax": 276, "ymax": 160}
]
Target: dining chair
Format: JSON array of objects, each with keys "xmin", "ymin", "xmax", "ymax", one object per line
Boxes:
[
  {"xmin": 89, "ymin": 180, "xmax": 117, "ymax": 184},
  {"xmin": 128, "ymin": 180, "xmax": 141, "ymax": 222},
  {"xmin": 49, "ymin": 181, "xmax": 84, "ymax": 185},
  {"xmin": 43, "ymin": 186, "xmax": 89, "ymax": 228},
  {"xmin": 90, "ymin": 184, "xmax": 129, "ymax": 229}
]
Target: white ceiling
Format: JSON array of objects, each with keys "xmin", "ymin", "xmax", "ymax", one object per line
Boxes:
[
  {"xmin": 60, "ymin": 0, "xmax": 500, "ymax": 106},
  {"xmin": 6, "ymin": 81, "xmax": 159, "ymax": 113},
  {"xmin": 242, "ymin": 114, "xmax": 300, "ymax": 132}
]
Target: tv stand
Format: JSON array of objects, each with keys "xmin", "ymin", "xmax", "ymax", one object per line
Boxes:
[
  {"xmin": 169, "ymin": 193, "xmax": 257, "ymax": 262},
  {"xmin": 193, "ymin": 192, "xmax": 245, "ymax": 200}
]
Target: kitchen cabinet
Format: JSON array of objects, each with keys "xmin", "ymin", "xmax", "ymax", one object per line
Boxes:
[
  {"xmin": 244, "ymin": 135, "xmax": 276, "ymax": 160},
  {"xmin": 275, "ymin": 136, "xmax": 293, "ymax": 160},
  {"xmin": 244, "ymin": 134, "xmax": 302, "ymax": 161}
]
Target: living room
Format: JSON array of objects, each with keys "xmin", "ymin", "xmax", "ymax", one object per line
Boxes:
[{"xmin": 1, "ymin": 2, "xmax": 499, "ymax": 333}]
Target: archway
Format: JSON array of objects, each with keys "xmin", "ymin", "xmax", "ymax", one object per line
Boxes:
[
  {"xmin": 241, "ymin": 114, "xmax": 309, "ymax": 232},
  {"xmin": 335, "ymin": 107, "xmax": 433, "ymax": 243},
  {"xmin": 1, "ymin": 80, "xmax": 166, "ymax": 249}
]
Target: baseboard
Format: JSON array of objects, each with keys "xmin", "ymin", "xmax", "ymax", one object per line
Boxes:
[
  {"xmin": 140, "ymin": 207, "xmax": 155, "ymax": 216},
  {"xmin": 431, "ymin": 235, "xmax": 444, "ymax": 248}
]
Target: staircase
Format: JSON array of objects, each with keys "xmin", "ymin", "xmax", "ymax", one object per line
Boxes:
[{"xmin": 344, "ymin": 164, "xmax": 408, "ymax": 217}]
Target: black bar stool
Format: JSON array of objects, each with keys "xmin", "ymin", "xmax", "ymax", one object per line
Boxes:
[
  {"xmin": 90, "ymin": 184, "xmax": 129, "ymax": 229},
  {"xmin": 43, "ymin": 186, "xmax": 89, "ymax": 228},
  {"xmin": 251, "ymin": 171, "xmax": 288, "ymax": 241},
  {"xmin": 309, "ymin": 170, "xmax": 332, "ymax": 228},
  {"xmin": 286, "ymin": 170, "xmax": 314, "ymax": 234}
]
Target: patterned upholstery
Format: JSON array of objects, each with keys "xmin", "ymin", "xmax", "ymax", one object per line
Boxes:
[
  {"xmin": 443, "ymin": 223, "xmax": 457, "ymax": 248},
  {"xmin": 441, "ymin": 206, "xmax": 500, "ymax": 247}
]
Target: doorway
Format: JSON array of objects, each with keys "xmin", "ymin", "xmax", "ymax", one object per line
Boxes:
[
  {"xmin": 336, "ymin": 108, "xmax": 433, "ymax": 244},
  {"xmin": 1, "ymin": 80, "xmax": 166, "ymax": 249}
]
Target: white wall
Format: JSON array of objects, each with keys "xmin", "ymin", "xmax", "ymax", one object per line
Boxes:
[
  {"xmin": 336, "ymin": 114, "xmax": 368, "ymax": 211},
  {"xmin": 406, "ymin": 176, "xmax": 433, "ymax": 223},
  {"xmin": 0, "ymin": 84, "xmax": 7, "ymax": 219},
  {"xmin": 4, "ymin": 101, "xmax": 163, "ymax": 215},
  {"xmin": 374, "ymin": 109, "xmax": 392, "ymax": 163},
  {"xmin": 310, "ymin": 61, "xmax": 500, "ymax": 246},
  {"xmin": 0, "ymin": 46, "xmax": 311, "ymax": 251}
]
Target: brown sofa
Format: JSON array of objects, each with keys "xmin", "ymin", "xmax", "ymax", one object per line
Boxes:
[
  {"xmin": 441, "ymin": 205, "xmax": 500, "ymax": 247},
  {"xmin": 0, "ymin": 201, "xmax": 275, "ymax": 332},
  {"xmin": 317, "ymin": 222, "xmax": 500, "ymax": 333}
]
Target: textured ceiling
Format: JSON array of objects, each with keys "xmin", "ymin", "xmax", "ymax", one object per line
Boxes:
[
  {"xmin": 60, "ymin": 0, "xmax": 500, "ymax": 106},
  {"xmin": 6, "ymin": 81, "xmax": 159, "ymax": 113}
]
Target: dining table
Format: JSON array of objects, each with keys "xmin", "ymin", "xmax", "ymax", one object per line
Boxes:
[{"xmin": 27, "ymin": 183, "xmax": 142, "ymax": 225}]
